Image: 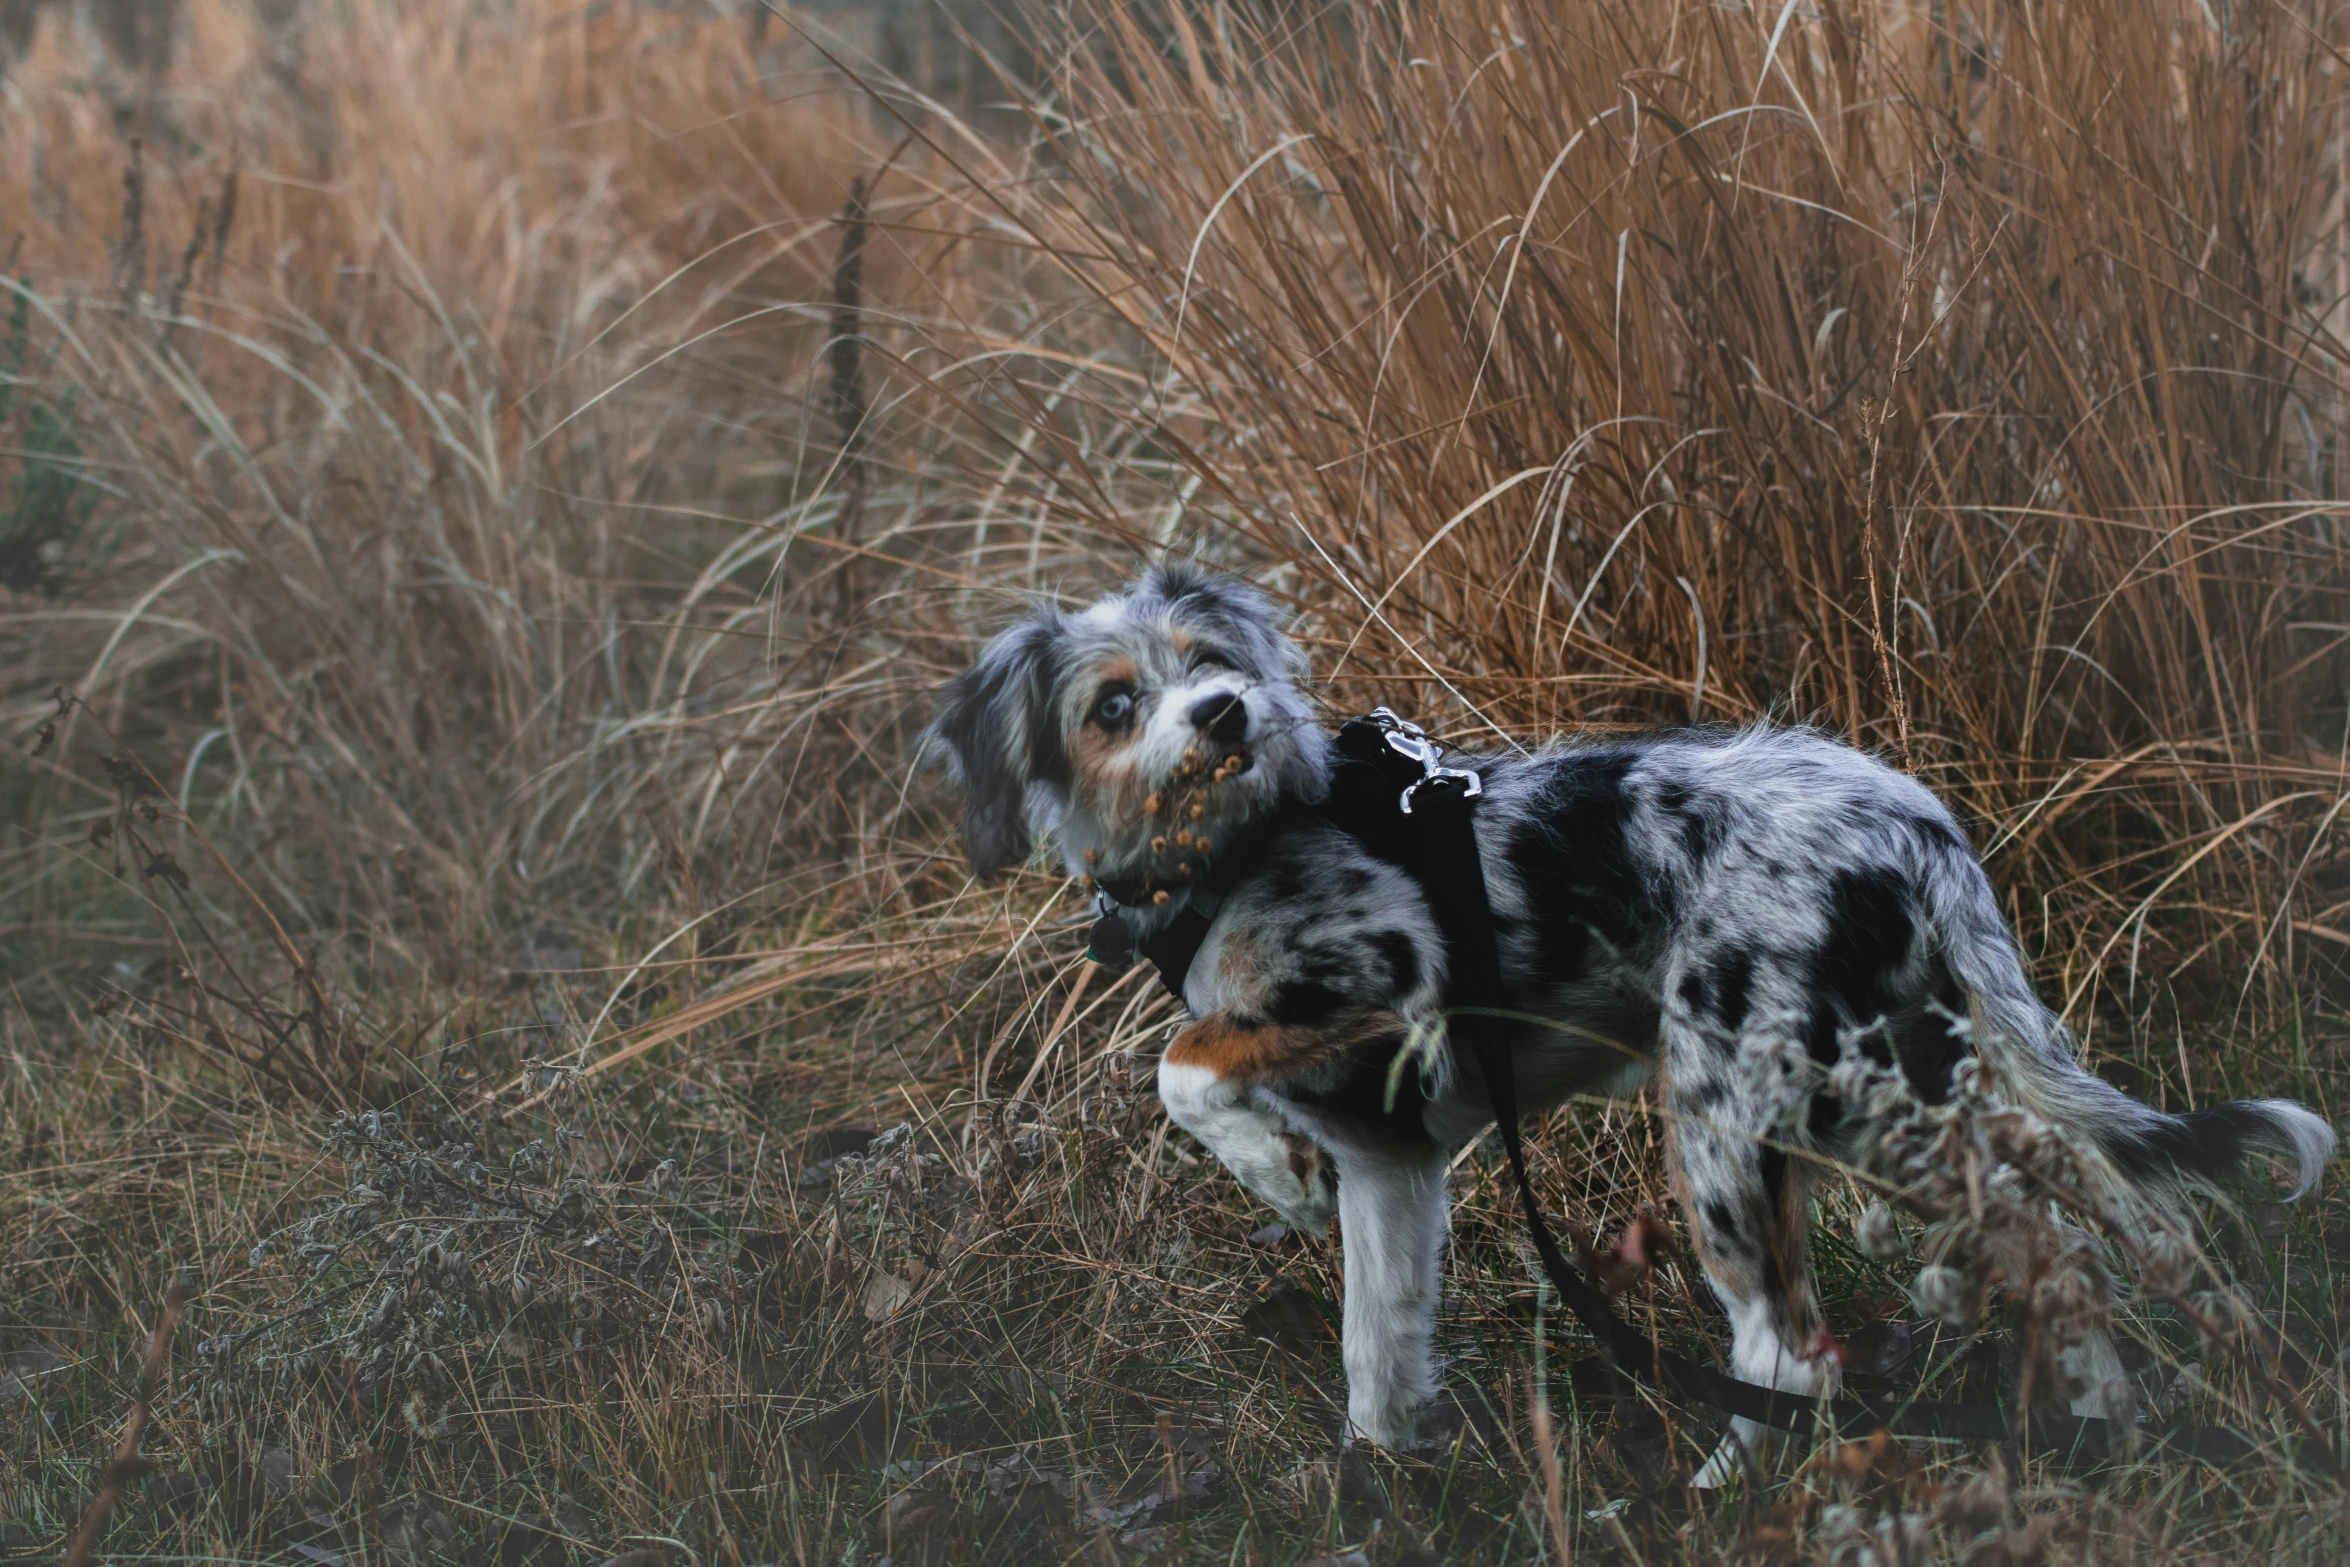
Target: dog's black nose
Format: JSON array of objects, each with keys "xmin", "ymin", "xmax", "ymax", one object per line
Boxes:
[{"xmin": 1188, "ymin": 692, "xmax": 1248, "ymax": 743}]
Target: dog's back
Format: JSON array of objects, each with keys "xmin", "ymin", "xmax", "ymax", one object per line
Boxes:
[{"xmin": 1468, "ymin": 724, "xmax": 2331, "ymax": 1205}]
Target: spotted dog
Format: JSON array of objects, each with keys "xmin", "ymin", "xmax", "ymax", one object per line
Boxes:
[{"xmin": 927, "ymin": 564, "xmax": 2335, "ymax": 1468}]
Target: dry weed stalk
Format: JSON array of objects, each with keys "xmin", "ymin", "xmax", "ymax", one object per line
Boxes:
[
  {"xmin": 60, "ymin": 1266, "xmax": 192, "ymax": 1567},
  {"xmin": 1817, "ymin": 1019, "xmax": 2343, "ymax": 1474}
]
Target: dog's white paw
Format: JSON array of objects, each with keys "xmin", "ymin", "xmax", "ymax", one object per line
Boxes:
[
  {"xmin": 1345, "ymin": 1391, "xmax": 1433, "ymax": 1451},
  {"xmin": 1688, "ymin": 1431, "xmax": 1749, "ymax": 1490}
]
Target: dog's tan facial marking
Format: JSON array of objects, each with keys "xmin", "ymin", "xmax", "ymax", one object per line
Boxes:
[
  {"xmin": 1067, "ymin": 657, "xmax": 1154, "ymax": 819},
  {"xmin": 1065, "ymin": 724, "xmax": 1135, "ymax": 806}
]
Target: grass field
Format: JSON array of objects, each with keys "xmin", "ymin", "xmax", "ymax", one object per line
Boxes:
[{"xmin": 3, "ymin": 1, "xmax": 2348, "ymax": 1562}]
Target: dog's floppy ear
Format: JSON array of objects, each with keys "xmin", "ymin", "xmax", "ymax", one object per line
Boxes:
[{"xmin": 927, "ymin": 610, "xmax": 1065, "ymax": 877}]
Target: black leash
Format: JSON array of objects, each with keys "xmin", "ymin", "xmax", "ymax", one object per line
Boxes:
[{"xmin": 1099, "ymin": 711, "xmax": 2271, "ymax": 1469}]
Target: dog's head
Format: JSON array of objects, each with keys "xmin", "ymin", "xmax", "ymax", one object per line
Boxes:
[{"xmin": 927, "ymin": 564, "xmax": 1325, "ymax": 891}]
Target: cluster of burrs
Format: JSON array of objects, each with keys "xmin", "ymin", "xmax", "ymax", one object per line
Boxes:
[{"xmin": 1081, "ymin": 745, "xmax": 1250, "ymax": 905}]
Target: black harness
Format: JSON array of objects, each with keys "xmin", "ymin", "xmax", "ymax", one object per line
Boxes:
[{"xmin": 1090, "ymin": 710, "xmax": 2281, "ymax": 1472}]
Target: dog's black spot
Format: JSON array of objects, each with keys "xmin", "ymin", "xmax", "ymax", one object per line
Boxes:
[
  {"xmin": 1813, "ymin": 867, "xmax": 1914, "ymax": 1021},
  {"xmin": 1758, "ymin": 1143, "xmax": 1786, "ymax": 1201},
  {"xmin": 1755, "ymin": 1145, "xmax": 1791, "ymax": 1295},
  {"xmin": 1904, "ymin": 963, "xmax": 1974, "ymax": 1104},
  {"xmin": 1656, "ymin": 782, "xmax": 1725, "ymax": 867},
  {"xmin": 1296, "ymin": 952, "xmax": 1350, "ymax": 985},
  {"xmin": 1806, "ymin": 1090, "xmax": 1846, "ymax": 1142},
  {"xmin": 1684, "ymin": 1074, "xmax": 1727, "ymax": 1108},
  {"xmin": 1372, "ymin": 929, "xmax": 1420, "ymax": 1001},
  {"xmin": 1271, "ymin": 1030, "xmax": 1430, "ymax": 1146},
  {"xmin": 1677, "ymin": 969, "xmax": 1710, "ymax": 1018},
  {"xmin": 1256, "ymin": 856, "xmax": 1311, "ymax": 905},
  {"xmin": 1269, "ymin": 981, "xmax": 1348, "ymax": 1028},
  {"xmin": 1507, "ymin": 752, "xmax": 1655, "ymax": 984},
  {"xmin": 1702, "ymin": 1199, "xmax": 1744, "ymax": 1251},
  {"xmin": 1710, "ymin": 947, "xmax": 1757, "ymax": 1035},
  {"xmin": 1932, "ymin": 967, "xmax": 1966, "ymax": 1022},
  {"xmin": 1802, "ymin": 1001, "xmax": 1840, "ymax": 1065},
  {"xmin": 1338, "ymin": 866, "xmax": 1375, "ymax": 896}
]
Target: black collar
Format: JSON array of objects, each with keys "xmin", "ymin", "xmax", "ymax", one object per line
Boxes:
[
  {"xmin": 1085, "ymin": 718, "xmax": 1433, "ymax": 1001},
  {"xmin": 1085, "ymin": 808, "xmax": 1293, "ymax": 1000}
]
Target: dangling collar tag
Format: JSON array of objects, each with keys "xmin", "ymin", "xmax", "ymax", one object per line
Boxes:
[{"xmin": 1087, "ymin": 905, "xmax": 1139, "ymax": 972}]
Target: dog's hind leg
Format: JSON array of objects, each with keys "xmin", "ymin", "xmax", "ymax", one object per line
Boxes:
[
  {"xmin": 1662, "ymin": 1019, "xmax": 1835, "ymax": 1487},
  {"xmin": 1326, "ymin": 1135, "xmax": 1450, "ymax": 1448}
]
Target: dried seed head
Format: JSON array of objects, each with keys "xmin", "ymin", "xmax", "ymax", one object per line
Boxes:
[
  {"xmin": 1150, "ymin": 836, "xmax": 1168, "ymax": 855},
  {"xmin": 2136, "ymin": 1230, "xmax": 2196, "ymax": 1296},
  {"xmin": 1175, "ymin": 830, "xmax": 1193, "ymax": 847},
  {"xmin": 1190, "ymin": 804, "xmax": 1205, "ymax": 819},
  {"xmin": 1194, "ymin": 837, "xmax": 1212, "ymax": 855},
  {"xmin": 1145, "ymin": 793, "xmax": 1162, "ymax": 815},
  {"xmin": 1083, "ymin": 847, "xmax": 1098, "ymax": 864},
  {"xmin": 1176, "ymin": 864, "xmax": 1192, "ymax": 878},
  {"xmin": 1856, "ymin": 1201, "xmax": 1907, "ymax": 1262},
  {"xmin": 1933, "ymin": 1458, "xmax": 2011, "ymax": 1534},
  {"xmin": 1152, "ymin": 890, "xmax": 1171, "ymax": 906},
  {"xmin": 1912, "ymin": 1264, "xmax": 1971, "ymax": 1326}
]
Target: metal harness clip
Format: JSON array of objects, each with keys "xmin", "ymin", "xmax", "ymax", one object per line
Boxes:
[{"xmin": 1366, "ymin": 706, "xmax": 1483, "ymax": 814}]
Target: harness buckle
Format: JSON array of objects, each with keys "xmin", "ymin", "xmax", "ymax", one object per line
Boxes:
[{"xmin": 1366, "ymin": 707, "xmax": 1482, "ymax": 814}]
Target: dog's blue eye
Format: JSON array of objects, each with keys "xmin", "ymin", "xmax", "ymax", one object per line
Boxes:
[{"xmin": 1095, "ymin": 691, "xmax": 1134, "ymax": 727}]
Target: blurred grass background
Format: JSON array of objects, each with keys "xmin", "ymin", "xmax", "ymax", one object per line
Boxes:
[{"xmin": 1, "ymin": 1, "xmax": 2346, "ymax": 1562}]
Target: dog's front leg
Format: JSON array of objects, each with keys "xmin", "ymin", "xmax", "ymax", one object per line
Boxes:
[
  {"xmin": 1328, "ymin": 1137, "xmax": 1450, "ymax": 1448},
  {"xmin": 1155, "ymin": 1012, "xmax": 1338, "ymax": 1232}
]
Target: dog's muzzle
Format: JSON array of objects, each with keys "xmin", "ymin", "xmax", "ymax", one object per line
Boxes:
[{"xmin": 1188, "ymin": 692, "xmax": 1248, "ymax": 745}]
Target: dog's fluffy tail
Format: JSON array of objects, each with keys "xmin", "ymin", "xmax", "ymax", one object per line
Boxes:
[{"xmin": 1923, "ymin": 844, "xmax": 2334, "ymax": 1204}]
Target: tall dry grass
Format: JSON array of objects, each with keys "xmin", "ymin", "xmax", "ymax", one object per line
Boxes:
[{"xmin": 0, "ymin": 0, "xmax": 908, "ymax": 981}]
